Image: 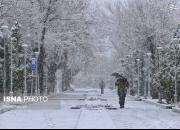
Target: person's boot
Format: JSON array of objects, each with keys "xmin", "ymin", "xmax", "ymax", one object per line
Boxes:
[{"xmin": 120, "ymin": 106, "xmax": 124, "ymax": 109}]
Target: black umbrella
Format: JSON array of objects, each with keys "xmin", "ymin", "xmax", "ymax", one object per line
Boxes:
[
  {"xmin": 111, "ymin": 72, "xmax": 120, "ymax": 77},
  {"xmin": 111, "ymin": 72, "xmax": 127, "ymax": 80}
]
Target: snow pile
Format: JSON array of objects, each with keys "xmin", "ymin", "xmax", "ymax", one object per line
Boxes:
[{"xmin": 0, "ymin": 104, "xmax": 16, "ymax": 114}]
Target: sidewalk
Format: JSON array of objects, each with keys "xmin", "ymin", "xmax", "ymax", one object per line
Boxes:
[
  {"xmin": 172, "ymin": 107, "xmax": 180, "ymax": 113},
  {"xmin": 142, "ymin": 98, "xmax": 174, "ymax": 109},
  {"xmin": 128, "ymin": 95, "xmax": 175, "ymax": 109}
]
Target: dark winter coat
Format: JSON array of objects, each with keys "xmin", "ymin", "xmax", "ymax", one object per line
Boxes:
[
  {"xmin": 115, "ymin": 78, "xmax": 129, "ymax": 96},
  {"xmin": 99, "ymin": 80, "xmax": 105, "ymax": 89}
]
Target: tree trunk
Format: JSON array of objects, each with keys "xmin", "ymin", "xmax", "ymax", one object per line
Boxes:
[{"xmin": 38, "ymin": 27, "xmax": 46, "ymax": 94}]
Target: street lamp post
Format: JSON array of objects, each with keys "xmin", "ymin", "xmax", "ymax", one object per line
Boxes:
[
  {"xmin": 126, "ymin": 55, "xmax": 131, "ymax": 95},
  {"xmin": 147, "ymin": 53, "xmax": 152, "ymax": 98},
  {"xmin": 174, "ymin": 45, "xmax": 178, "ymax": 107},
  {"xmin": 136, "ymin": 59, "xmax": 140, "ymax": 97},
  {"xmin": 143, "ymin": 54, "xmax": 147, "ymax": 99},
  {"xmin": 35, "ymin": 52, "xmax": 39, "ymax": 96},
  {"xmin": 31, "ymin": 58, "xmax": 36, "ymax": 96},
  {"xmin": 1, "ymin": 26, "xmax": 10, "ymax": 97},
  {"xmin": 157, "ymin": 46, "xmax": 163, "ymax": 103},
  {"xmin": 22, "ymin": 44, "xmax": 28, "ymax": 96},
  {"xmin": 173, "ymin": 37, "xmax": 180, "ymax": 107},
  {"xmin": 3, "ymin": 37, "xmax": 6, "ymax": 97},
  {"xmin": 131, "ymin": 50, "xmax": 138, "ymax": 95},
  {"xmin": 132, "ymin": 62, "xmax": 135, "ymax": 93},
  {"xmin": 129, "ymin": 54, "xmax": 134, "ymax": 96},
  {"xmin": 9, "ymin": 37, "xmax": 13, "ymax": 97},
  {"xmin": 0, "ymin": 30, "xmax": 5, "ymax": 97},
  {"xmin": 45, "ymin": 73, "xmax": 48, "ymax": 96}
]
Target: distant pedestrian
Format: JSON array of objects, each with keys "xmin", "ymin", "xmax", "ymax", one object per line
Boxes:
[
  {"xmin": 99, "ymin": 80, "xmax": 105, "ymax": 94},
  {"xmin": 115, "ymin": 77, "xmax": 129, "ymax": 109}
]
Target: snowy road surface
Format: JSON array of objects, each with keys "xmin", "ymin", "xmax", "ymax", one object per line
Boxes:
[
  {"xmin": 0, "ymin": 89, "xmax": 180, "ymax": 129},
  {"xmin": 106, "ymin": 92, "xmax": 180, "ymax": 129}
]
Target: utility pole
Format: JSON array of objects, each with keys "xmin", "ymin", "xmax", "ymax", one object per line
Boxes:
[
  {"xmin": 3, "ymin": 37, "xmax": 6, "ymax": 97},
  {"xmin": 173, "ymin": 24, "xmax": 180, "ymax": 107},
  {"xmin": 147, "ymin": 53, "xmax": 152, "ymax": 98},
  {"xmin": 31, "ymin": 58, "xmax": 36, "ymax": 96},
  {"xmin": 157, "ymin": 46, "xmax": 163, "ymax": 103},
  {"xmin": 35, "ymin": 52, "xmax": 39, "ymax": 96},
  {"xmin": 1, "ymin": 26, "xmax": 10, "ymax": 97},
  {"xmin": 174, "ymin": 46, "xmax": 178, "ymax": 106},
  {"xmin": 136, "ymin": 59, "xmax": 140, "ymax": 97},
  {"xmin": 10, "ymin": 38, "xmax": 13, "ymax": 97},
  {"xmin": 23, "ymin": 44, "xmax": 28, "ymax": 96}
]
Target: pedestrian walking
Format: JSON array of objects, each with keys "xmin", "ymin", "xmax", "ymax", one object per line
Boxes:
[
  {"xmin": 99, "ymin": 80, "xmax": 105, "ymax": 94},
  {"xmin": 112, "ymin": 72, "xmax": 129, "ymax": 109},
  {"xmin": 115, "ymin": 77, "xmax": 129, "ymax": 108}
]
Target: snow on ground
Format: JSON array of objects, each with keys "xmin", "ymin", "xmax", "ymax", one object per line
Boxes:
[
  {"xmin": 0, "ymin": 95, "xmax": 84, "ymax": 129},
  {"xmin": 106, "ymin": 91, "xmax": 180, "ymax": 129},
  {"xmin": 0, "ymin": 89, "xmax": 179, "ymax": 129},
  {"xmin": 77, "ymin": 108, "xmax": 116, "ymax": 129},
  {"xmin": 0, "ymin": 109, "xmax": 83, "ymax": 129},
  {"xmin": 76, "ymin": 90, "xmax": 116, "ymax": 129}
]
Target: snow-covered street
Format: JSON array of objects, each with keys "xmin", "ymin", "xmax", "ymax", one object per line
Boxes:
[
  {"xmin": 0, "ymin": 89, "xmax": 180, "ymax": 129},
  {"xmin": 1, "ymin": 0, "xmax": 180, "ymax": 129}
]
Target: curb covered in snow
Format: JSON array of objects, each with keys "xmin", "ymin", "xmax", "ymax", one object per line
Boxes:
[
  {"xmin": 128, "ymin": 96, "xmax": 143, "ymax": 101},
  {"xmin": 9, "ymin": 102, "xmax": 33, "ymax": 106},
  {"xmin": 0, "ymin": 105, "xmax": 16, "ymax": 114},
  {"xmin": 172, "ymin": 107, "xmax": 180, "ymax": 113},
  {"xmin": 142, "ymin": 99, "xmax": 174, "ymax": 109}
]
